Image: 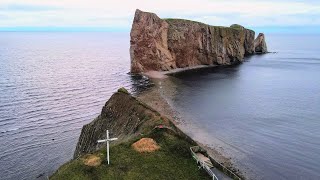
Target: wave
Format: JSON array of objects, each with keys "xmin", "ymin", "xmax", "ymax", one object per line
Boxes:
[{"xmin": 0, "ymin": 127, "xmax": 20, "ymax": 134}]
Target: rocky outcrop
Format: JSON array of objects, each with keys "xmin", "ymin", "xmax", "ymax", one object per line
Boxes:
[
  {"xmin": 254, "ymin": 33, "xmax": 268, "ymax": 53},
  {"xmin": 130, "ymin": 10, "xmax": 175, "ymax": 73},
  {"xmin": 130, "ymin": 9, "xmax": 266, "ymax": 73},
  {"xmin": 74, "ymin": 89, "xmax": 172, "ymax": 158},
  {"xmin": 166, "ymin": 20, "xmax": 254, "ymax": 68}
]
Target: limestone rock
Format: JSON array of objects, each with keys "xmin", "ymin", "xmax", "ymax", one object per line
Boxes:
[
  {"xmin": 130, "ymin": 9, "xmax": 258, "ymax": 73},
  {"xmin": 254, "ymin": 33, "xmax": 268, "ymax": 53}
]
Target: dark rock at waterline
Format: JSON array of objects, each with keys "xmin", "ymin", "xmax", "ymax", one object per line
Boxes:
[
  {"xmin": 254, "ymin": 33, "xmax": 268, "ymax": 53},
  {"xmin": 36, "ymin": 173, "xmax": 44, "ymax": 178}
]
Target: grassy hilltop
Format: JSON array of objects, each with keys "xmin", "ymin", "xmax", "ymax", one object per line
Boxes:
[{"xmin": 50, "ymin": 89, "xmax": 211, "ymax": 180}]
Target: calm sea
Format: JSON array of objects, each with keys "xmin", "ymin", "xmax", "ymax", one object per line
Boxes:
[
  {"xmin": 169, "ymin": 34, "xmax": 320, "ymax": 179},
  {"xmin": 0, "ymin": 32, "xmax": 152, "ymax": 180},
  {"xmin": 0, "ymin": 32, "xmax": 319, "ymax": 180}
]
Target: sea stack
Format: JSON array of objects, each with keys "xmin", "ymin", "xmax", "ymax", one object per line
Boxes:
[
  {"xmin": 254, "ymin": 33, "xmax": 268, "ymax": 53},
  {"xmin": 130, "ymin": 9, "xmax": 267, "ymax": 73}
]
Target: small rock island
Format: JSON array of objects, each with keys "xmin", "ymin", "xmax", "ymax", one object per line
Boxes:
[{"xmin": 130, "ymin": 9, "xmax": 267, "ymax": 73}]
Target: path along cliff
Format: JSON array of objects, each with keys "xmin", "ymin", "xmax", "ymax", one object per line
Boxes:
[{"xmin": 130, "ymin": 9, "xmax": 267, "ymax": 73}]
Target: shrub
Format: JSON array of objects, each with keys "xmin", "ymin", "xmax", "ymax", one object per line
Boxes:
[{"xmin": 117, "ymin": 87, "xmax": 129, "ymax": 94}]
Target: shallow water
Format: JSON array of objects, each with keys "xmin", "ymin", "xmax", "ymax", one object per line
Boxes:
[
  {"xmin": 0, "ymin": 32, "xmax": 152, "ymax": 180},
  {"xmin": 169, "ymin": 34, "xmax": 320, "ymax": 179}
]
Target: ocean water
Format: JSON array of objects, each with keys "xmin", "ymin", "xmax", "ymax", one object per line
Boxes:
[
  {"xmin": 0, "ymin": 32, "xmax": 152, "ymax": 180},
  {"xmin": 0, "ymin": 32, "xmax": 319, "ymax": 180},
  {"xmin": 169, "ymin": 34, "xmax": 320, "ymax": 179}
]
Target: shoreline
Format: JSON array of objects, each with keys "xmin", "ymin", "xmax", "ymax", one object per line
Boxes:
[
  {"xmin": 141, "ymin": 65, "xmax": 218, "ymax": 79},
  {"xmin": 136, "ymin": 74, "xmax": 247, "ymax": 179}
]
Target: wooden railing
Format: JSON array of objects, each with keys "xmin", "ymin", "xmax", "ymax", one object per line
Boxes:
[
  {"xmin": 190, "ymin": 146, "xmax": 242, "ymax": 180},
  {"xmin": 190, "ymin": 146, "xmax": 219, "ymax": 180}
]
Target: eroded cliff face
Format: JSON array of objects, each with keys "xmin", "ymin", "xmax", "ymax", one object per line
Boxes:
[
  {"xmin": 130, "ymin": 10, "xmax": 176, "ymax": 73},
  {"xmin": 130, "ymin": 9, "xmax": 264, "ymax": 73},
  {"xmin": 166, "ymin": 20, "xmax": 255, "ymax": 68},
  {"xmin": 254, "ymin": 33, "xmax": 268, "ymax": 53},
  {"xmin": 74, "ymin": 89, "xmax": 172, "ymax": 158}
]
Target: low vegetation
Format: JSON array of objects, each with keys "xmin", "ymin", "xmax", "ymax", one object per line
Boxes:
[
  {"xmin": 164, "ymin": 18, "xmax": 245, "ymax": 31},
  {"xmin": 164, "ymin": 18, "xmax": 208, "ymax": 26},
  {"xmin": 117, "ymin": 87, "xmax": 129, "ymax": 94},
  {"xmin": 50, "ymin": 129, "xmax": 211, "ymax": 180},
  {"xmin": 230, "ymin": 24, "xmax": 244, "ymax": 30}
]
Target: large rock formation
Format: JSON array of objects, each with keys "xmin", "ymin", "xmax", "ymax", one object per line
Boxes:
[
  {"xmin": 254, "ymin": 33, "xmax": 268, "ymax": 53},
  {"xmin": 130, "ymin": 9, "xmax": 266, "ymax": 73},
  {"xmin": 130, "ymin": 10, "xmax": 176, "ymax": 73},
  {"xmin": 74, "ymin": 89, "xmax": 173, "ymax": 158}
]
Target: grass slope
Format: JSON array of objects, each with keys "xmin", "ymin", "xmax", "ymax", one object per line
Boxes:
[{"xmin": 51, "ymin": 129, "xmax": 211, "ymax": 180}]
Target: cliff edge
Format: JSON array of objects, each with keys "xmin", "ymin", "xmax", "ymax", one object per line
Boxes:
[
  {"xmin": 53, "ymin": 89, "xmax": 211, "ymax": 180},
  {"xmin": 130, "ymin": 9, "xmax": 267, "ymax": 73},
  {"xmin": 60, "ymin": 88, "xmax": 242, "ymax": 180},
  {"xmin": 74, "ymin": 88, "xmax": 182, "ymax": 158}
]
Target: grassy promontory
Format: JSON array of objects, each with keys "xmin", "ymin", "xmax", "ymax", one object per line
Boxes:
[
  {"xmin": 51, "ymin": 129, "xmax": 211, "ymax": 180},
  {"xmin": 50, "ymin": 88, "xmax": 211, "ymax": 180}
]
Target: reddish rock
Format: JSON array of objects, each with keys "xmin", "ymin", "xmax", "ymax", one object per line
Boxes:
[
  {"xmin": 130, "ymin": 9, "xmax": 175, "ymax": 73},
  {"xmin": 130, "ymin": 9, "xmax": 262, "ymax": 73}
]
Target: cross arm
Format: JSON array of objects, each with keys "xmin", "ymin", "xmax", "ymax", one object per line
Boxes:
[{"xmin": 97, "ymin": 139, "xmax": 108, "ymax": 143}]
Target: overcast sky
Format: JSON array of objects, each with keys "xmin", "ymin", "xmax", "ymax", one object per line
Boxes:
[{"xmin": 0, "ymin": 0, "xmax": 319, "ymax": 33}]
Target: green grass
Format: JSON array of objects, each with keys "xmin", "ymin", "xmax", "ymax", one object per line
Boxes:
[
  {"xmin": 164, "ymin": 18, "xmax": 208, "ymax": 26},
  {"xmin": 50, "ymin": 129, "xmax": 211, "ymax": 180},
  {"xmin": 230, "ymin": 24, "xmax": 243, "ymax": 30},
  {"xmin": 164, "ymin": 18, "xmax": 240, "ymax": 29},
  {"xmin": 117, "ymin": 87, "xmax": 129, "ymax": 94}
]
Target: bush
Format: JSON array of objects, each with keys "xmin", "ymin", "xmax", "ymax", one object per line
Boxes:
[
  {"xmin": 230, "ymin": 24, "xmax": 244, "ymax": 30},
  {"xmin": 117, "ymin": 87, "xmax": 129, "ymax": 94}
]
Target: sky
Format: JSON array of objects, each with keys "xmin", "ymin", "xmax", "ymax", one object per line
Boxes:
[{"xmin": 0, "ymin": 0, "xmax": 319, "ymax": 33}]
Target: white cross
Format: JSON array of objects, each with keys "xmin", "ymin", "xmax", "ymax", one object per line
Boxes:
[{"xmin": 97, "ymin": 130, "xmax": 118, "ymax": 165}]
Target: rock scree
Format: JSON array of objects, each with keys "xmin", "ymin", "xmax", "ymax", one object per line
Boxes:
[{"xmin": 130, "ymin": 9, "xmax": 267, "ymax": 73}]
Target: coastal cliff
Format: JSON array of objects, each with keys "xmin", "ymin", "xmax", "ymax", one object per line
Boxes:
[
  {"xmin": 74, "ymin": 88, "xmax": 181, "ymax": 158},
  {"xmin": 52, "ymin": 89, "xmax": 214, "ymax": 179},
  {"xmin": 130, "ymin": 9, "xmax": 267, "ymax": 73},
  {"xmin": 54, "ymin": 88, "xmax": 243, "ymax": 179}
]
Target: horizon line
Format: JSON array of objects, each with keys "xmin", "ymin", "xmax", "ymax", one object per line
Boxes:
[{"xmin": 0, "ymin": 26, "xmax": 319, "ymax": 34}]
